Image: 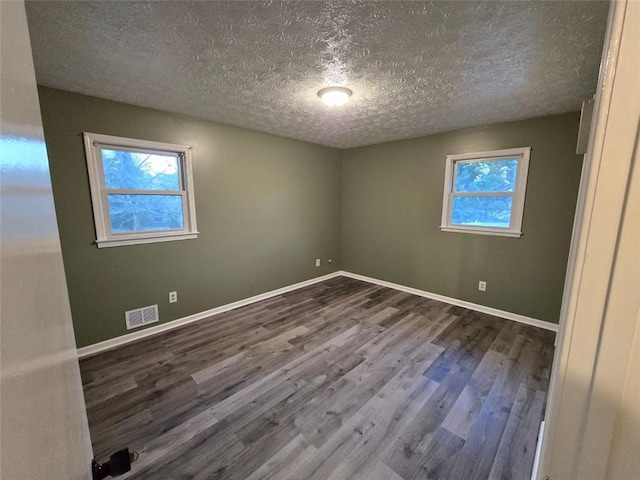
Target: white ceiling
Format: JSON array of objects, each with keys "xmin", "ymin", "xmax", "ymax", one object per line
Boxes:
[{"xmin": 25, "ymin": 1, "xmax": 609, "ymax": 149}]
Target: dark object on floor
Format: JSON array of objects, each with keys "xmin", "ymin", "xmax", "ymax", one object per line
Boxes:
[{"xmin": 92, "ymin": 448, "xmax": 138, "ymax": 479}]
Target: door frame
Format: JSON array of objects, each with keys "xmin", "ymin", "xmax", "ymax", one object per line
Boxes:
[{"xmin": 536, "ymin": 0, "xmax": 640, "ymax": 478}]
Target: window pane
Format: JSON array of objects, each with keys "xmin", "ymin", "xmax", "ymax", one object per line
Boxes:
[
  {"xmin": 454, "ymin": 159, "xmax": 517, "ymax": 193},
  {"xmin": 451, "ymin": 195, "xmax": 513, "ymax": 228},
  {"xmin": 102, "ymin": 149, "xmax": 180, "ymax": 191},
  {"xmin": 107, "ymin": 194, "xmax": 184, "ymax": 233}
]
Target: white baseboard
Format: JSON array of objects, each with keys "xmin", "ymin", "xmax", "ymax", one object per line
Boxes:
[
  {"xmin": 341, "ymin": 271, "xmax": 559, "ymax": 332},
  {"xmin": 78, "ymin": 269, "xmax": 557, "ymax": 358},
  {"xmin": 77, "ymin": 271, "xmax": 343, "ymax": 358},
  {"xmin": 531, "ymin": 420, "xmax": 545, "ymax": 480}
]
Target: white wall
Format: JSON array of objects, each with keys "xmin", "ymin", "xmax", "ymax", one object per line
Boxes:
[
  {"xmin": 0, "ymin": 1, "xmax": 93, "ymax": 478},
  {"xmin": 539, "ymin": 0, "xmax": 640, "ymax": 478},
  {"xmin": 606, "ymin": 310, "xmax": 640, "ymax": 478}
]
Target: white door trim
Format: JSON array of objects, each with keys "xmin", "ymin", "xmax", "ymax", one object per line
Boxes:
[{"xmin": 536, "ymin": 0, "xmax": 640, "ymax": 478}]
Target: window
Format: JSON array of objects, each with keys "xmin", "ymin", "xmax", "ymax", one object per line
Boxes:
[
  {"xmin": 440, "ymin": 147, "xmax": 531, "ymax": 237},
  {"xmin": 83, "ymin": 132, "xmax": 198, "ymax": 248}
]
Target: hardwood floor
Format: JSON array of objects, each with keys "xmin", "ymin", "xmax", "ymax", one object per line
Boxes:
[{"xmin": 80, "ymin": 277, "xmax": 555, "ymax": 480}]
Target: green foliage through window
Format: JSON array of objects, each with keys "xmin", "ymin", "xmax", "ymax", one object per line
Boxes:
[
  {"xmin": 454, "ymin": 159, "xmax": 517, "ymax": 193},
  {"xmin": 451, "ymin": 196, "xmax": 512, "ymax": 228},
  {"xmin": 451, "ymin": 159, "xmax": 518, "ymax": 228}
]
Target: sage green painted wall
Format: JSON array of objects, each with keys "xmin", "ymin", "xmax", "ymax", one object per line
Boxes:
[
  {"xmin": 40, "ymin": 86, "xmax": 580, "ymax": 347},
  {"xmin": 341, "ymin": 112, "xmax": 583, "ymax": 324},
  {"xmin": 38, "ymin": 87, "xmax": 342, "ymax": 348}
]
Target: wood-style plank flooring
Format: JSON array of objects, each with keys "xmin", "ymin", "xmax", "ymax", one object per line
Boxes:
[{"xmin": 80, "ymin": 277, "xmax": 555, "ymax": 480}]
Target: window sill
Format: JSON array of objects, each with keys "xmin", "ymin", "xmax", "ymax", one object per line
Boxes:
[
  {"xmin": 439, "ymin": 226, "xmax": 522, "ymax": 238},
  {"xmin": 96, "ymin": 232, "xmax": 198, "ymax": 248}
]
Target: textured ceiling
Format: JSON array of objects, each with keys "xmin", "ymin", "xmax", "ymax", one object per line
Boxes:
[{"xmin": 25, "ymin": 1, "xmax": 609, "ymax": 149}]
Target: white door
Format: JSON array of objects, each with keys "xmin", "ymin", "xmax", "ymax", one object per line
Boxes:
[
  {"xmin": 0, "ymin": 1, "xmax": 93, "ymax": 478},
  {"xmin": 537, "ymin": 0, "xmax": 640, "ymax": 478}
]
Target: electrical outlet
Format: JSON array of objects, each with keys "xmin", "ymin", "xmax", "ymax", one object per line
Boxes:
[
  {"xmin": 169, "ymin": 291, "xmax": 178, "ymax": 303},
  {"xmin": 478, "ymin": 281, "xmax": 487, "ymax": 292},
  {"xmin": 315, "ymin": 258, "xmax": 320, "ymax": 267}
]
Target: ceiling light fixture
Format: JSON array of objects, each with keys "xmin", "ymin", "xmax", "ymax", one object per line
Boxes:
[{"xmin": 318, "ymin": 86, "xmax": 352, "ymax": 107}]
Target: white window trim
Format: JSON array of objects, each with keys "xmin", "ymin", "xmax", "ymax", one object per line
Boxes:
[
  {"xmin": 440, "ymin": 146, "xmax": 531, "ymax": 238},
  {"xmin": 83, "ymin": 132, "xmax": 198, "ymax": 248}
]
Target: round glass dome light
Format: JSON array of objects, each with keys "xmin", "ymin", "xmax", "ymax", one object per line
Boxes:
[{"xmin": 318, "ymin": 86, "xmax": 352, "ymax": 107}]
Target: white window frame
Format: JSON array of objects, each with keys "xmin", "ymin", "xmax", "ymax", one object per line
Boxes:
[
  {"xmin": 440, "ymin": 146, "xmax": 531, "ymax": 238},
  {"xmin": 83, "ymin": 132, "xmax": 198, "ymax": 248}
]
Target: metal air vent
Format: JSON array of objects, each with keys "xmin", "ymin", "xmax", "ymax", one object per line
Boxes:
[{"xmin": 125, "ymin": 305, "xmax": 159, "ymax": 330}]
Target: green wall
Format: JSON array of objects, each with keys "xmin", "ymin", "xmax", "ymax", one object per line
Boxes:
[
  {"xmin": 40, "ymin": 86, "xmax": 582, "ymax": 347},
  {"xmin": 38, "ymin": 87, "xmax": 342, "ymax": 348},
  {"xmin": 341, "ymin": 112, "xmax": 582, "ymax": 324}
]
